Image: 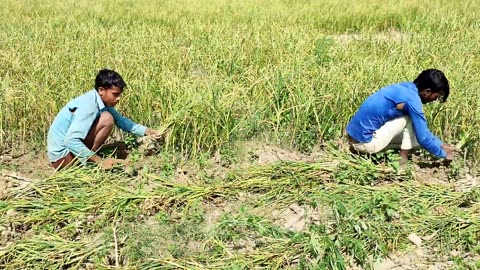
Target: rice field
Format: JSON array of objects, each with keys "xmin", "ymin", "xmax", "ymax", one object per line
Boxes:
[{"xmin": 1, "ymin": 0, "xmax": 480, "ymax": 269}]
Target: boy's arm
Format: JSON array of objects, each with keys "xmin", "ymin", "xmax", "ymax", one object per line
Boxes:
[
  {"xmin": 63, "ymin": 105, "xmax": 99, "ymax": 164},
  {"xmin": 405, "ymin": 100, "xmax": 447, "ymax": 158},
  {"xmin": 106, "ymin": 107, "xmax": 147, "ymax": 136}
]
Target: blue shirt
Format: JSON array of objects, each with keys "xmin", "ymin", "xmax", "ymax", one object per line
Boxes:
[
  {"xmin": 346, "ymin": 82, "xmax": 446, "ymax": 158},
  {"xmin": 47, "ymin": 89, "xmax": 147, "ymax": 163}
]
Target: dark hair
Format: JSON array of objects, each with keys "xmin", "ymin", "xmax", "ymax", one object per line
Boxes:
[
  {"xmin": 413, "ymin": 69, "xmax": 450, "ymax": 102},
  {"xmin": 94, "ymin": 69, "xmax": 127, "ymax": 91}
]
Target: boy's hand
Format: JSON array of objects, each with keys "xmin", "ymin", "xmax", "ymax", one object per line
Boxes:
[
  {"xmin": 441, "ymin": 144, "xmax": 457, "ymax": 161},
  {"xmin": 145, "ymin": 128, "xmax": 164, "ymax": 141}
]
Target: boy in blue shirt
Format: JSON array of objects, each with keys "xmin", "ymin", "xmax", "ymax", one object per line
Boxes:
[
  {"xmin": 346, "ymin": 69, "xmax": 456, "ymax": 165},
  {"xmin": 47, "ymin": 69, "xmax": 163, "ymax": 170}
]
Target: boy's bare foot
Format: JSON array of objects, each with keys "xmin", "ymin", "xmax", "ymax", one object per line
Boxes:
[{"xmin": 100, "ymin": 158, "xmax": 126, "ymax": 170}]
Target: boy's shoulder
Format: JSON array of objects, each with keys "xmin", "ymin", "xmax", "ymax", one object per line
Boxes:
[
  {"xmin": 382, "ymin": 81, "xmax": 415, "ymax": 90},
  {"xmin": 67, "ymin": 89, "xmax": 99, "ymax": 108},
  {"xmin": 377, "ymin": 81, "xmax": 417, "ymax": 95}
]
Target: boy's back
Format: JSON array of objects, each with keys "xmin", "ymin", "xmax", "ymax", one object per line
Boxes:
[
  {"xmin": 346, "ymin": 81, "xmax": 420, "ymax": 143},
  {"xmin": 47, "ymin": 90, "xmax": 100, "ymax": 163}
]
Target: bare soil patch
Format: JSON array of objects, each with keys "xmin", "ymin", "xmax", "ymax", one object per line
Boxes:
[{"xmin": 270, "ymin": 203, "xmax": 331, "ymax": 232}]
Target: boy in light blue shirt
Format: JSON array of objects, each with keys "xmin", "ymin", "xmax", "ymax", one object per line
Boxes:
[
  {"xmin": 346, "ymin": 69, "xmax": 456, "ymax": 165},
  {"xmin": 47, "ymin": 69, "xmax": 162, "ymax": 170}
]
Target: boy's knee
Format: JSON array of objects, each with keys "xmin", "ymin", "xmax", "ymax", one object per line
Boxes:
[
  {"xmin": 99, "ymin": 111, "xmax": 114, "ymax": 128},
  {"xmin": 403, "ymin": 116, "xmax": 414, "ymax": 130},
  {"xmin": 395, "ymin": 116, "xmax": 411, "ymax": 130}
]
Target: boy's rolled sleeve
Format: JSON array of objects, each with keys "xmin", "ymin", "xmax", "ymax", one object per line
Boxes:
[{"xmin": 106, "ymin": 108, "xmax": 147, "ymax": 136}]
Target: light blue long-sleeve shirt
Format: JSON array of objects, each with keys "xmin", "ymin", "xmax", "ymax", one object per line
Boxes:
[
  {"xmin": 47, "ymin": 89, "xmax": 147, "ymax": 163},
  {"xmin": 346, "ymin": 82, "xmax": 446, "ymax": 158}
]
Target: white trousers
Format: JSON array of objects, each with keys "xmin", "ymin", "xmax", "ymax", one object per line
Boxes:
[{"xmin": 351, "ymin": 116, "xmax": 419, "ymax": 154}]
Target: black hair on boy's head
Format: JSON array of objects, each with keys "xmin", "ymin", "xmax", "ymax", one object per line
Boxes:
[
  {"xmin": 413, "ymin": 69, "xmax": 450, "ymax": 102},
  {"xmin": 94, "ymin": 69, "xmax": 127, "ymax": 91}
]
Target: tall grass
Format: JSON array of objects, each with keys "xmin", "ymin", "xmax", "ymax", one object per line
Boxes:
[{"xmin": 1, "ymin": 0, "xmax": 480, "ymax": 158}]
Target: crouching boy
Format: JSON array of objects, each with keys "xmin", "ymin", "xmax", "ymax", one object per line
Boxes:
[
  {"xmin": 47, "ymin": 69, "xmax": 162, "ymax": 170},
  {"xmin": 346, "ymin": 69, "xmax": 456, "ymax": 165}
]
